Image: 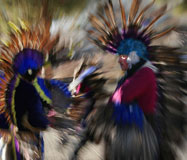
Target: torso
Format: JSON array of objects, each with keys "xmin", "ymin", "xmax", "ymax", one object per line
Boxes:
[{"xmin": 110, "ymin": 67, "xmax": 157, "ymax": 114}]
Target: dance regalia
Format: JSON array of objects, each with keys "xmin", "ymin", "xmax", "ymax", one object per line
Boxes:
[
  {"xmin": 0, "ymin": 19, "xmax": 62, "ymax": 160},
  {"xmin": 85, "ymin": 0, "xmax": 182, "ymax": 159},
  {"xmin": 68, "ymin": 64, "xmax": 106, "ymax": 126}
]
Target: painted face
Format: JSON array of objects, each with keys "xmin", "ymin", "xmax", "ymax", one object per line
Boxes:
[{"xmin": 118, "ymin": 55, "xmax": 128, "ymax": 71}]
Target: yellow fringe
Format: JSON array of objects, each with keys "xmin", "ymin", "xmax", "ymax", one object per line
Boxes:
[
  {"xmin": 33, "ymin": 78, "xmax": 52, "ymax": 104},
  {"xmin": 18, "ymin": 18, "xmax": 28, "ymax": 31},
  {"xmin": 8, "ymin": 21, "xmax": 21, "ymax": 34},
  {"xmin": 11, "ymin": 127, "xmax": 17, "ymax": 160},
  {"xmin": 11, "ymin": 76, "xmax": 20, "ymax": 126},
  {"xmin": 10, "ymin": 76, "xmax": 20, "ymax": 160}
]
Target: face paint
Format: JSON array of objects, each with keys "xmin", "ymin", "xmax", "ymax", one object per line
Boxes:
[{"xmin": 118, "ymin": 55, "xmax": 128, "ymax": 71}]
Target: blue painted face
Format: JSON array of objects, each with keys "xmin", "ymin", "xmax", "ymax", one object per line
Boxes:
[{"xmin": 117, "ymin": 38, "xmax": 148, "ymax": 59}]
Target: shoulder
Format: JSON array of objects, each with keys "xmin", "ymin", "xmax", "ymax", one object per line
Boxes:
[
  {"xmin": 128, "ymin": 67, "xmax": 156, "ymax": 84},
  {"xmin": 135, "ymin": 67, "xmax": 155, "ymax": 77},
  {"xmin": 17, "ymin": 79, "xmax": 37, "ymax": 95},
  {"xmin": 19, "ymin": 79, "xmax": 34, "ymax": 89}
]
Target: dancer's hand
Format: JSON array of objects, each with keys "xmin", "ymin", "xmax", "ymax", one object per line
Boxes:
[{"xmin": 47, "ymin": 109, "xmax": 57, "ymax": 118}]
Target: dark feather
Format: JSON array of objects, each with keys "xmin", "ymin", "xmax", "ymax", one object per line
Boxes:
[
  {"xmin": 134, "ymin": 0, "xmax": 155, "ymax": 25},
  {"xmin": 107, "ymin": 0, "xmax": 118, "ymax": 34},
  {"xmin": 97, "ymin": 11, "xmax": 113, "ymax": 31},
  {"xmin": 104, "ymin": 1, "xmax": 117, "ymax": 32},
  {"xmin": 142, "ymin": 14, "xmax": 165, "ymax": 34},
  {"xmin": 89, "ymin": 14, "xmax": 109, "ymax": 36},
  {"xmin": 128, "ymin": 0, "xmax": 141, "ymax": 25},
  {"xmin": 87, "ymin": 37, "xmax": 107, "ymax": 50},
  {"xmin": 150, "ymin": 27, "xmax": 175, "ymax": 40},
  {"xmin": 119, "ymin": 0, "xmax": 127, "ymax": 29},
  {"xmin": 142, "ymin": 5, "xmax": 167, "ymax": 33}
]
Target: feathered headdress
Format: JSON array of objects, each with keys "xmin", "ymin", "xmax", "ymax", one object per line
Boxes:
[
  {"xmin": 0, "ymin": 19, "xmax": 58, "ymax": 127},
  {"xmin": 88, "ymin": 0, "xmax": 175, "ymax": 59}
]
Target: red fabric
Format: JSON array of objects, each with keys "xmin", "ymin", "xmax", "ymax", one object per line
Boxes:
[
  {"xmin": 111, "ymin": 67, "xmax": 157, "ymax": 114},
  {"xmin": 76, "ymin": 83, "xmax": 91, "ymax": 94},
  {"xmin": 76, "ymin": 83, "xmax": 82, "ymax": 94}
]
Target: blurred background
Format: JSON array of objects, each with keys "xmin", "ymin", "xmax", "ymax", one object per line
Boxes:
[{"xmin": 0, "ymin": 0, "xmax": 186, "ymax": 160}]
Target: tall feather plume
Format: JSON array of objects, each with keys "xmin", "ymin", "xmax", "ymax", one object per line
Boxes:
[
  {"xmin": 87, "ymin": 30, "xmax": 108, "ymax": 45},
  {"xmin": 128, "ymin": 0, "xmax": 141, "ymax": 25},
  {"xmin": 142, "ymin": 5, "xmax": 167, "ymax": 34},
  {"xmin": 104, "ymin": 1, "xmax": 117, "ymax": 31},
  {"xmin": 89, "ymin": 15, "xmax": 109, "ymax": 36},
  {"xmin": 88, "ymin": 0, "xmax": 175, "ymax": 58},
  {"xmin": 150, "ymin": 27, "xmax": 175, "ymax": 40},
  {"xmin": 134, "ymin": 0, "xmax": 155, "ymax": 25},
  {"xmin": 97, "ymin": 12, "xmax": 113, "ymax": 31},
  {"xmin": 151, "ymin": 3, "xmax": 167, "ymax": 18},
  {"xmin": 87, "ymin": 37, "xmax": 107, "ymax": 50},
  {"xmin": 119, "ymin": 0, "xmax": 127, "ymax": 29},
  {"xmin": 98, "ymin": 35, "xmax": 107, "ymax": 45},
  {"xmin": 107, "ymin": 0, "xmax": 119, "ymax": 34}
]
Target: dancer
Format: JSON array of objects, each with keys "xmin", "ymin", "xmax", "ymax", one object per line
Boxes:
[
  {"xmin": 68, "ymin": 60, "xmax": 108, "ymax": 160},
  {"xmin": 83, "ymin": 0, "xmax": 180, "ymax": 160},
  {"xmin": 0, "ymin": 18, "xmax": 60, "ymax": 159}
]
